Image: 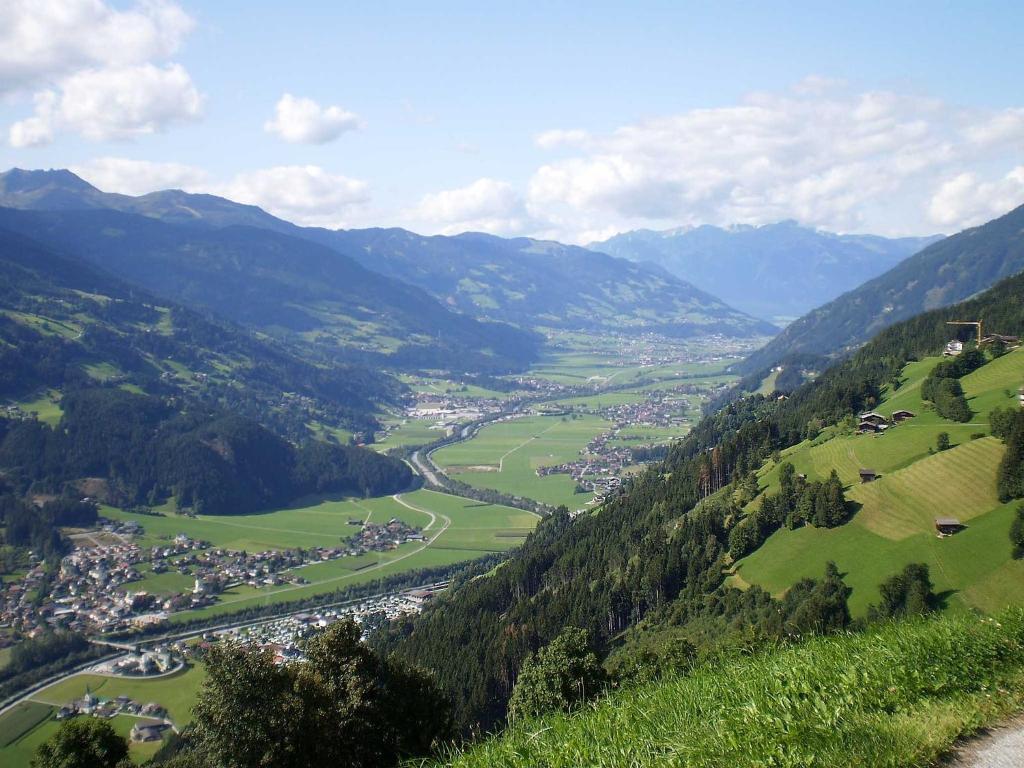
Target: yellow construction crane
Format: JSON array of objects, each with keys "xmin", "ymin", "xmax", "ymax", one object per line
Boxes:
[{"xmin": 947, "ymin": 320, "xmax": 983, "ymax": 345}]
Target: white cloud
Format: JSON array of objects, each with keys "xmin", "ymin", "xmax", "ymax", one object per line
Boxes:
[
  {"xmin": 66, "ymin": 158, "xmax": 370, "ymax": 229},
  {"xmin": 524, "ymin": 82, "xmax": 1024, "ymax": 241},
  {"xmin": 0, "ymin": 0, "xmax": 193, "ymax": 93},
  {"xmin": 408, "ymin": 178, "xmax": 534, "ymax": 236},
  {"xmin": 264, "ymin": 94, "xmax": 361, "ymax": 144},
  {"xmin": 70, "ymin": 156, "xmax": 209, "ymax": 195},
  {"xmin": 9, "ymin": 63, "xmax": 202, "ymax": 146},
  {"xmin": 535, "ymin": 128, "xmax": 591, "ymax": 150},
  {"xmin": 217, "ymin": 165, "xmax": 370, "ymax": 228},
  {"xmin": 4, "ymin": 1, "xmax": 200, "ymax": 147},
  {"xmin": 927, "ymin": 167, "xmax": 1024, "ymax": 228}
]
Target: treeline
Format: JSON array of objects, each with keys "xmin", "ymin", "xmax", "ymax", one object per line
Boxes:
[
  {"xmin": 0, "ymin": 388, "xmax": 411, "ymax": 514},
  {"xmin": 993, "ymin": 407, "xmax": 1024, "ymax": 502},
  {"xmin": 0, "ymin": 495, "xmax": 98, "ymax": 560},
  {"xmin": 728, "ymin": 465, "xmax": 848, "ymax": 559},
  {"xmin": 920, "ymin": 348, "xmax": 985, "ymax": 421},
  {"xmin": 0, "ymin": 632, "xmax": 109, "ymax": 702}
]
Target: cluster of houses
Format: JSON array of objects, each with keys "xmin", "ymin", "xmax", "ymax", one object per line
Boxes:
[
  {"xmin": 212, "ymin": 583, "xmax": 448, "ymax": 664},
  {"xmin": 96, "ymin": 648, "xmax": 180, "ymax": 676},
  {"xmin": 346, "ymin": 519, "xmax": 425, "ymax": 550},
  {"xmin": 857, "ymin": 410, "xmax": 915, "ymax": 434},
  {"xmin": 1, "ymin": 517, "xmax": 433, "ymax": 635},
  {"xmin": 55, "ymin": 687, "xmax": 172, "ymax": 742}
]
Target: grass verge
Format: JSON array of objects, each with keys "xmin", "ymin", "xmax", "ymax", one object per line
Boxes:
[{"xmin": 427, "ymin": 611, "xmax": 1024, "ymax": 768}]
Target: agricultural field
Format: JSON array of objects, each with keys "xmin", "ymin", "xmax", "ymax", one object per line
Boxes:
[
  {"xmin": 373, "ymin": 418, "xmax": 449, "ymax": 451},
  {"xmin": 398, "ymin": 374, "xmax": 513, "ymax": 400},
  {"xmin": 101, "ymin": 490, "xmax": 538, "ymax": 623},
  {"xmin": 733, "ymin": 348, "xmax": 1024, "ymax": 617},
  {"xmin": 0, "ymin": 664, "xmax": 206, "ymax": 767},
  {"xmin": 527, "ymin": 351, "xmax": 729, "ymax": 388},
  {"xmin": 432, "ymin": 414, "xmax": 609, "ymax": 509},
  {"xmin": 11, "ymin": 389, "xmax": 63, "ymax": 426}
]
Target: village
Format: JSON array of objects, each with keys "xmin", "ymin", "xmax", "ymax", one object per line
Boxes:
[
  {"xmin": 534, "ymin": 382, "xmax": 717, "ymax": 503},
  {"xmin": 210, "ymin": 582, "xmax": 448, "ymax": 662},
  {"xmin": 0, "ymin": 517, "xmax": 426, "ymax": 636}
]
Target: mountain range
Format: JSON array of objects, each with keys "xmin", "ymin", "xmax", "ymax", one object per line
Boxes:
[
  {"xmin": 738, "ymin": 202, "xmax": 1024, "ymax": 375},
  {"xmin": 0, "ymin": 169, "xmax": 775, "ymax": 343},
  {"xmin": 591, "ymin": 221, "xmax": 941, "ymax": 322}
]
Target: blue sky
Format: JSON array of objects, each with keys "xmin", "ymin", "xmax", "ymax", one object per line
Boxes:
[{"xmin": 1, "ymin": 1, "xmax": 1023, "ymax": 241}]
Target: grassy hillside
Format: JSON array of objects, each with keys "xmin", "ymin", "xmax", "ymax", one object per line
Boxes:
[
  {"xmin": 733, "ymin": 348, "xmax": 1024, "ymax": 616},
  {"xmin": 430, "ymin": 611, "xmax": 1024, "ymax": 768},
  {"xmin": 0, "ymin": 205, "xmax": 539, "ymax": 374}
]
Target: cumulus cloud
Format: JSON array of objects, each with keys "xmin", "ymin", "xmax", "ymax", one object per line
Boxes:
[
  {"xmin": 927, "ymin": 167, "xmax": 1024, "ymax": 228},
  {"xmin": 70, "ymin": 156, "xmax": 210, "ymax": 195},
  {"xmin": 408, "ymin": 178, "xmax": 534, "ymax": 236},
  {"xmin": 0, "ymin": 0, "xmax": 193, "ymax": 93},
  {"xmin": 67, "ymin": 158, "xmax": 371, "ymax": 229},
  {"xmin": 264, "ymin": 94, "xmax": 361, "ymax": 144},
  {"xmin": 218, "ymin": 165, "xmax": 370, "ymax": 228},
  {"xmin": 10, "ymin": 63, "xmax": 202, "ymax": 146},
  {"xmin": 4, "ymin": 1, "xmax": 200, "ymax": 147},
  {"xmin": 523, "ymin": 83, "xmax": 1024, "ymax": 241}
]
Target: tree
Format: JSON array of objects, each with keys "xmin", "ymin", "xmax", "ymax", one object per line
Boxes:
[
  {"xmin": 188, "ymin": 619, "xmax": 449, "ymax": 768},
  {"xmin": 1010, "ymin": 506, "xmax": 1024, "ymax": 559},
  {"xmin": 508, "ymin": 627, "xmax": 608, "ymax": 721},
  {"xmin": 997, "ymin": 413, "xmax": 1024, "ymax": 502},
  {"xmin": 936, "ymin": 432, "xmax": 951, "ymax": 451},
  {"xmin": 780, "ymin": 562, "xmax": 851, "ymax": 636},
  {"xmin": 868, "ymin": 563, "xmax": 938, "ymax": 621},
  {"xmin": 32, "ymin": 719, "xmax": 128, "ymax": 768}
]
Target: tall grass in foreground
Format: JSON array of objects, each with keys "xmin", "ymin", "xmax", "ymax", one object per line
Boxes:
[{"xmin": 425, "ymin": 611, "xmax": 1024, "ymax": 768}]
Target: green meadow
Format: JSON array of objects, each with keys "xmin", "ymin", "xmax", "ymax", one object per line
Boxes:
[
  {"xmin": 12, "ymin": 389, "xmax": 63, "ymax": 426},
  {"xmin": 99, "ymin": 490, "xmax": 538, "ymax": 621},
  {"xmin": 373, "ymin": 418, "xmax": 447, "ymax": 451},
  {"xmin": 733, "ymin": 348, "xmax": 1024, "ymax": 617},
  {"xmin": 432, "ymin": 414, "xmax": 609, "ymax": 508},
  {"xmin": 527, "ymin": 352, "xmax": 728, "ymax": 388},
  {"xmin": 0, "ymin": 664, "xmax": 206, "ymax": 767}
]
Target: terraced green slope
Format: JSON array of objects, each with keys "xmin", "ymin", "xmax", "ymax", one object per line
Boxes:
[{"xmin": 733, "ymin": 348, "xmax": 1024, "ymax": 616}]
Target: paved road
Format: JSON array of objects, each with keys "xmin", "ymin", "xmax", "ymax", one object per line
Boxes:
[{"xmin": 950, "ymin": 717, "xmax": 1024, "ymax": 767}]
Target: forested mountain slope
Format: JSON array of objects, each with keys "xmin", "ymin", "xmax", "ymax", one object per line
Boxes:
[
  {"xmin": 0, "ymin": 206, "xmax": 539, "ymax": 373},
  {"xmin": 739, "ymin": 203, "xmax": 1024, "ymax": 373},
  {"xmin": 385, "ymin": 269, "xmax": 1024, "ymax": 733},
  {"xmin": 592, "ymin": 221, "xmax": 939, "ymax": 321},
  {"xmin": 0, "ymin": 169, "xmax": 773, "ymax": 340},
  {"xmin": 0, "ymin": 227, "xmax": 412, "ymax": 515}
]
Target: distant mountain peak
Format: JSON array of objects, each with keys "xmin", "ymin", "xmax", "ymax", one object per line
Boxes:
[
  {"xmin": 0, "ymin": 167, "xmax": 99, "ymax": 194},
  {"xmin": 592, "ymin": 222, "xmax": 942, "ymax": 322}
]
